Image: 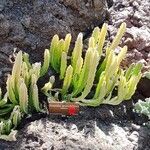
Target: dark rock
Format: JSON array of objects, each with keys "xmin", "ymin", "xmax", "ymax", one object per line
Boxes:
[
  {"xmin": 137, "ymin": 77, "xmax": 150, "ymax": 97},
  {"xmin": 106, "ymin": 0, "xmax": 113, "ymax": 8},
  {"xmin": 0, "ymin": 14, "xmax": 10, "ymax": 37},
  {"xmin": 0, "ymin": 0, "xmax": 108, "ymax": 59},
  {"xmin": 0, "ymin": 0, "xmax": 108, "ymax": 87}
]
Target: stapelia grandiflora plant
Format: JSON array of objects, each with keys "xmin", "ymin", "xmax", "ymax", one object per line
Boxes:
[
  {"xmin": 42, "ymin": 22, "xmax": 142, "ymax": 106},
  {"xmin": 0, "ymin": 22, "xmax": 143, "ymax": 141},
  {"xmin": 0, "ymin": 50, "xmax": 50, "ymax": 140}
]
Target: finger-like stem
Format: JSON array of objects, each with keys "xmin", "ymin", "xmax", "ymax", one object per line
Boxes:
[
  {"xmin": 50, "ymin": 34, "xmax": 59, "ymax": 71},
  {"xmin": 77, "ymin": 50, "xmax": 99, "ymax": 99},
  {"xmin": 23, "ymin": 53, "xmax": 32, "ymax": 69},
  {"xmin": 88, "ymin": 37, "xmax": 95, "ymax": 48},
  {"xmin": 60, "ymin": 52, "xmax": 67, "ymax": 79},
  {"xmin": 62, "ymin": 65, "xmax": 73, "ymax": 96},
  {"xmin": 97, "ymin": 23, "xmax": 108, "ymax": 55},
  {"xmin": 72, "ymin": 48, "xmax": 93, "ymax": 96},
  {"xmin": 71, "ymin": 33, "xmax": 83, "ymax": 70},
  {"xmin": 11, "ymin": 51, "xmax": 23, "ymax": 101},
  {"xmin": 63, "ymin": 33, "xmax": 71, "ymax": 53},
  {"xmin": 40, "ymin": 49, "xmax": 50, "ymax": 77},
  {"xmin": 30, "ymin": 74, "xmax": 41, "ymax": 112},
  {"xmin": 109, "ymin": 22, "xmax": 126, "ymax": 50},
  {"xmin": 10, "ymin": 106, "xmax": 22, "ymax": 128},
  {"xmin": 19, "ymin": 79, "xmax": 28, "ymax": 114},
  {"xmin": 6, "ymin": 75, "xmax": 18, "ymax": 104},
  {"xmin": 0, "ymin": 93, "xmax": 8, "ymax": 107},
  {"xmin": 92, "ymin": 27, "xmax": 100, "ymax": 44}
]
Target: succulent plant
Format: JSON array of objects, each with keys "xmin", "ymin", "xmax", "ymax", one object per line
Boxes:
[
  {"xmin": 0, "ymin": 22, "xmax": 143, "ymax": 140},
  {"xmin": 6, "ymin": 51, "xmax": 43, "ymax": 113},
  {"xmin": 44, "ymin": 22, "xmax": 142, "ymax": 106},
  {"xmin": 0, "ymin": 105, "xmax": 22, "ymax": 141},
  {"xmin": 0, "ymin": 49, "xmax": 49, "ymax": 140},
  {"xmin": 134, "ymin": 98, "xmax": 150, "ymax": 119}
]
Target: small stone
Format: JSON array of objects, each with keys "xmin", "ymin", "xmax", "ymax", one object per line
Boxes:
[
  {"xmin": 133, "ymin": 1, "xmax": 139, "ymax": 7},
  {"xmin": 128, "ymin": 131, "xmax": 139, "ymax": 142},
  {"xmin": 123, "ymin": 127, "xmax": 129, "ymax": 132},
  {"xmin": 21, "ymin": 16, "xmax": 31, "ymax": 29},
  {"xmin": 131, "ymin": 123, "xmax": 140, "ymax": 131},
  {"xmin": 70, "ymin": 124, "xmax": 78, "ymax": 131}
]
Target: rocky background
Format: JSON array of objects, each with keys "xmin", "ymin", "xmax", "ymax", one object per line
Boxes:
[
  {"xmin": 0, "ymin": 0, "xmax": 150, "ymax": 150},
  {"xmin": 0, "ymin": 0, "xmax": 108, "ymax": 87},
  {"xmin": 108, "ymin": 0, "xmax": 150, "ymax": 72}
]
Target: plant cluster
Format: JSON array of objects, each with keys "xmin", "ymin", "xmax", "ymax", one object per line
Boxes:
[
  {"xmin": 0, "ymin": 22, "xmax": 142, "ymax": 140},
  {"xmin": 0, "ymin": 51, "xmax": 49, "ymax": 140},
  {"xmin": 44, "ymin": 22, "xmax": 142, "ymax": 106},
  {"xmin": 134, "ymin": 98, "xmax": 150, "ymax": 119}
]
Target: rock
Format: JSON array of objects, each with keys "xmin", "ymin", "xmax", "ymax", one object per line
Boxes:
[
  {"xmin": 128, "ymin": 131, "xmax": 139, "ymax": 142},
  {"xmin": 137, "ymin": 77, "xmax": 150, "ymax": 97},
  {"xmin": 0, "ymin": 0, "xmax": 108, "ymax": 87},
  {"xmin": 0, "ymin": 0, "xmax": 108, "ymax": 59},
  {"xmin": 131, "ymin": 123, "xmax": 141, "ymax": 131},
  {"xmin": 0, "ymin": 106, "xmax": 150, "ymax": 150},
  {"xmin": 125, "ymin": 27, "xmax": 150, "ymax": 51},
  {"xmin": 106, "ymin": 0, "xmax": 113, "ymax": 8},
  {"xmin": 0, "ymin": 118, "xmax": 137, "ymax": 150},
  {"xmin": 108, "ymin": 0, "xmax": 150, "ymax": 72},
  {"xmin": 0, "ymin": 14, "xmax": 10, "ymax": 37}
]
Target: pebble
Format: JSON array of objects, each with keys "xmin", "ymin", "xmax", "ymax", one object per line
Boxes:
[
  {"xmin": 131, "ymin": 123, "xmax": 140, "ymax": 131},
  {"xmin": 123, "ymin": 127, "xmax": 129, "ymax": 132},
  {"xmin": 70, "ymin": 124, "xmax": 78, "ymax": 132},
  {"xmin": 128, "ymin": 131, "xmax": 139, "ymax": 142}
]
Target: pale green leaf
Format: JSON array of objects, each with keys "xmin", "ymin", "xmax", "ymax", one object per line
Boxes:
[
  {"xmin": 97, "ymin": 23, "xmax": 108, "ymax": 55},
  {"xmin": 54, "ymin": 39, "xmax": 65, "ymax": 72},
  {"xmin": 62, "ymin": 65, "xmax": 73, "ymax": 96},
  {"xmin": 60, "ymin": 52, "xmax": 67, "ymax": 79},
  {"xmin": 92, "ymin": 27, "xmax": 100, "ymax": 44},
  {"xmin": 0, "ymin": 130, "xmax": 17, "ymax": 141},
  {"xmin": 6, "ymin": 75, "xmax": 18, "ymax": 104},
  {"xmin": 40, "ymin": 49, "xmax": 50, "ymax": 77},
  {"xmin": 117, "ymin": 46, "xmax": 127, "ymax": 64},
  {"xmin": 63, "ymin": 33, "xmax": 71, "ymax": 53},
  {"xmin": 109, "ymin": 22, "xmax": 126, "ymax": 50},
  {"xmin": 0, "ymin": 93, "xmax": 8, "ymax": 107},
  {"xmin": 23, "ymin": 52, "xmax": 32, "ymax": 69},
  {"xmin": 71, "ymin": 33, "xmax": 83, "ymax": 69},
  {"xmin": 10, "ymin": 106, "xmax": 22, "ymax": 128},
  {"xmin": 88, "ymin": 37, "xmax": 95, "ymax": 48},
  {"xmin": 50, "ymin": 34, "xmax": 59, "ymax": 70},
  {"xmin": 72, "ymin": 48, "xmax": 93, "ymax": 96},
  {"xmin": 19, "ymin": 80, "xmax": 28, "ymax": 114},
  {"xmin": 77, "ymin": 50, "xmax": 99, "ymax": 99}
]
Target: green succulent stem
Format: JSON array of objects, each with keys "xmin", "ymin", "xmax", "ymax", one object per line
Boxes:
[
  {"xmin": 40, "ymin": 49, "xmax": 50, "ymax": 77},
  {"xmin": 62, "ymin": 65, "xmax": 73, "ymax": 97}
]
